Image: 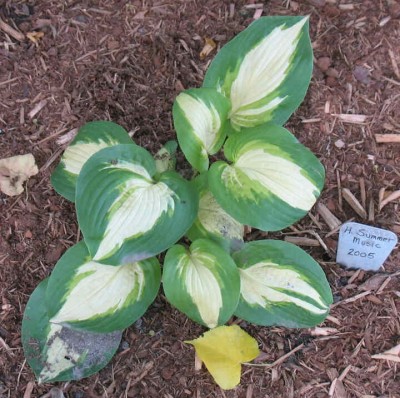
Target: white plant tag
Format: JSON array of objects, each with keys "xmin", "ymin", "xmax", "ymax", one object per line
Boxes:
[{"xmin": 337, "ymin": 222, "xmax": 398, "ymax": 271}]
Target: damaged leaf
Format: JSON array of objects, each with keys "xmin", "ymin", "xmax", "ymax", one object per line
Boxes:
[
  {"xmin": 0, "ymin": 153, "xmax": 38, "ymax": 196},
  {"xmin": 22, "ymin": 279, "xmax": 122, "ymax": 383}
]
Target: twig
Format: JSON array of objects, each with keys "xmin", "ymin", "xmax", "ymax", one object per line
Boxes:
[
  {"xmin": 336, "ymin": 169, "xmax": 343, "ymax": 211},
  {"xmin": 244, "ymin": 343, "xmax": 304, "ymax": 368},
  {"xmin": 309, "ymin": 327, "xmax": 338, "ymax": 336},
  {"xmin": 388, "ymin": 48, "xmax": 400, "ymax": 79},
  {"xmin": 308, "ymin": 211, "xmax": 324, "ymax": 229},
  {"xmin": 326, "ymin": 315, "xmax": 341, "ymax": 325},
  {"xmin": 339, "ymin": 365, "xmax": 353, "ymax": 381},
  {"xmin": 348, "ymin": 269, "xmax": 361, "ymax": 284},
  {"xmin": 368, "ymin": 198, "xmax": 375, "ymax": 222},
  {"xmin": 331, "ymin": 290, "xmax": 371, "ymax": 308},
  {"xmin": 56, "ymin": 128, "xmax": 78, "ymax": 145},
  {"xmin": 0, "ymin": 336, "xmax": 14, "ymax": 357},
  {"xmin": 0, "ymin": 17, "xmax": 25, "ymax": 41},
  {"xmin": 376, "ymin": 276, "xmax": 392, "ymax": 294},
  {"xmin": 284, "ymin": 236, "xmax": 320, "ymax": 247},
  {"xmin": 307, "ymin": 230, "xmax": 331, "ymax": 253},
  {"xmin": 331, "ymin": 114, "xmax": 367, "ymax": 124},
  {"xmin": 28, "ymin": 99, "xmax": 48, "ymax": 119},
  {"xmin": 339, "ymin": 4, "xmax": 355, "ymax": 10},
  {"xmin": 23, "ymin": 381, "xmax": 34, "ymax": 398},
  {"xmin": 127, "ymin": 361, "xmax": 154, "ymax": 389},
  {"xmin": 379, "ymin": 190, "xmax": 400, "ymax": 211},
  {"xmin": 375, "ymin": 134, "xmax": 400, "ymax": 143},
  {"xmin": 325, "ymin": 221, "xmax": 346, "ymax": 238},
  {"xmin": 34, "ymin": 127, "xmax": 69, "ymax": 146},
  {"xmin": 342, "ymin": 188, "xmax": 367, "ymax": 219},
  {"xmin": 301, "ymin": 118, "xmax": 321, "ymax": 123},
  {"xmin": 40, "ymin": 147, "xmax": 64, "ymax": 172},
  {"xmin": 382, "ymin": 76, "xmax": 400, "ymax": 86},
  {"xmin": 359, "ymin": 178, "xmax": 366, "ymax": 209},
  {"xmin": 0, "ymin": 77, "xmax": 19, "ymax": 87},
  {"xmin": 244, "ymin": 3, "xmax": 264, "ymax": 9},
  {"xmin": 317, "ymin": 202, "xmax": 342, "ymax": 230},
  {"xmin": 282, "ymin": 229, "xmax": 330, "ymax": 252}
]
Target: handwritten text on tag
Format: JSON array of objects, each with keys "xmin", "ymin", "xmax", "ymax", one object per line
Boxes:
[{"xmin": 337, "ymin": 222, "xmax": 397, "ymax": 271}]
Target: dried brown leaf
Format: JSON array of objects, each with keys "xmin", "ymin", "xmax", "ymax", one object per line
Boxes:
[
  {"xmin": 200, "ymin": 38, "xmax": 216, "ymax": 60},
  {"xmin": 0, "ymin": 154, "xmax": 39, "ymax": 196}
]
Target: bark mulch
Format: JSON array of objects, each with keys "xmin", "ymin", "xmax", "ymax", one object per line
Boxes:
[{"xmin": 1, "ymin": 1, "xmax": 400, "ymax": 397}]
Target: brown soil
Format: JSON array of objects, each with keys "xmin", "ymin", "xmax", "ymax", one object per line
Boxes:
[{"xmin": 1, "ymin": 1, "xmax": 400, "ymax": 397}]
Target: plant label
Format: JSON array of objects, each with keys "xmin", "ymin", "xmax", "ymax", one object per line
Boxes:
[{"xmin": 337, "ymin": 222, "xmax": 398, "ymax": 271}]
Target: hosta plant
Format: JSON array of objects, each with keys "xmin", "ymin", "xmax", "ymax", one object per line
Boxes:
[{"xmin": 22, "ymin": 16, "xmax": 333, "ymax": 389}]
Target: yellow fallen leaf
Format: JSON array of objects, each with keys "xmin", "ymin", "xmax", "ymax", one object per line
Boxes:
[
  {"xmin": 0, "ymin": 154, "xmax": 38, "ymax": 196},
  {"xmin": 185, "ymin": 325, "xmax": 259, "ymax": 390},
  {"xmin": 200, "ymin": 37, "xmax": 216, "ymax": 60}
]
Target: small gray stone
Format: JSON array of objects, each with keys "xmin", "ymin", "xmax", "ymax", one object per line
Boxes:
[{"xmin": 354, "ymin": 65, "xmax": 371, "ymax": 85}]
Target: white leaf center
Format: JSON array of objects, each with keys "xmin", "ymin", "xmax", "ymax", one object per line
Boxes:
[
  {"xmin": 94, "ymin": 177, "xmax": 175, "ymax": 260},
  {"xmin": 179, "ymin": 251, "xmax": 223, "ymax": 328},
  {"xmin": 240, "ymin": 262, "xmax": 327, "ymax": 314},
  {"xmin": 199, "ymin": 191, "xmax": 243, "ymax": 240},
  {"xmin": 38, "ymin": 324, "xmax": 80, "ymax": 382},
  {"xmin": 177, "ymin": 93, "xmax": 221, "ymax": 152},
  {"xmin": 51, "ymin": 261, "xmax": 144, "ymax": 323},
  {"xmin": 63, "ymin": 140, "xmax": 111, "ymax": 175},
  {"xmin": 234, "ymin": 148, "xmax": 318, "ymax": 210},
  {"xmin": 230, "ymin": 18, "xmax": 307, "ymax": 120}
]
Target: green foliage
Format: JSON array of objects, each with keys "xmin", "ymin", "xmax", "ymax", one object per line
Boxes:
[
  {"xmin": 23, "ymin": 16, "xmax": 332, "ymax": 388},
  {"xmin": 21, "ymin": 279, "xmax": 122, "ymax": 383},
  {"xmin": 163, "ymin": 239, "xmax": 240, "ymax": 328}
]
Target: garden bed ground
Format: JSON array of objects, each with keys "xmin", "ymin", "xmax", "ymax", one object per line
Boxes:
[{"xmin": 1, "ymin": 0, "xmax": 400, "ymax": 397}]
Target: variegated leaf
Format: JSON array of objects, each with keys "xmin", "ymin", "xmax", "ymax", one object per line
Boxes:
[
  {"xmin": 233, "ymin": 240, "xmax": 333, "ymax": 328},
  {"xmin": 51, "ymin": 121, "xmax": 133, "ymax": 201},
  {"xmin": 46, "ymin": 241, "xmax": 161, "ymax": 333},
  {"xmin": 208, "ymin": 124, "xmax": 325, "ymax": 231},
  {"xmin": 163, "ymin": 239, "xmax": 240, "ymax": 328},
  {"xmin": 76, "ymin": 144, "xmax": 198, "ymax": 265},
  {"xmin": 187, "ymin": 174, "xmax": 244, "ymax": 251},
  {"xmin": 203, "ymin": 16, "xmax": 312, "ymax": 129},
  {"xmin": 173, "ymin": 88, "xmax": 231, "ymax": 172},
  {"xmin": 22, "ymin": 279, "xmax": 122, "ymax": 383}
]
